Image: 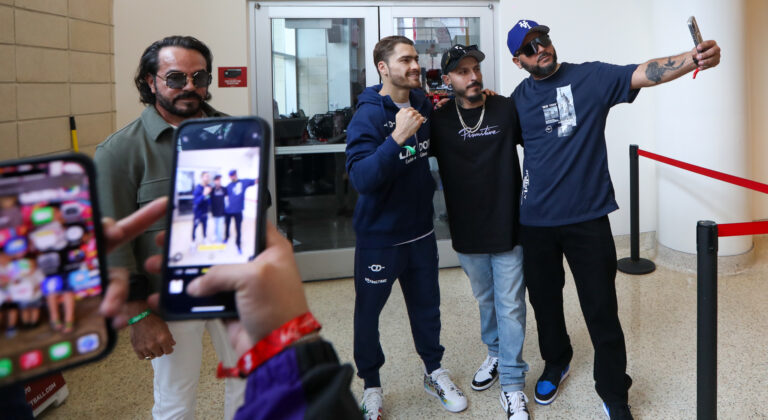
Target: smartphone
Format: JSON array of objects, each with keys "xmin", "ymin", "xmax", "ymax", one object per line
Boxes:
[
  {"xmin": 161, "ymin": 117, "xmax": 270, "ymax": 320},
  {"xmin": 0, "ymin": 154, "xmax": 115, "ymax": 386},
  {"xmin": 687, "ymin": 16, "xmax": 704, "ymax": 47}
]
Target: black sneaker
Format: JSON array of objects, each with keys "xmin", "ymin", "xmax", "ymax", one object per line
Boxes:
[
  {"xmin": 603, "ymin": 402, "xmax": 634, "ymax": 420},
  {"xmin": 471, "ymin": 355, "xmax": 499, "ymax": 391},
  {"xmin": 534, "ymin": 364, "xmax": 570, "ymax": 405}
]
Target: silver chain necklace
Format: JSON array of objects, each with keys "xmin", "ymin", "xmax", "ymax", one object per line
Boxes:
[{"xmin": 455, "ymin": 98, "xmax": 485, "ymax": 133}]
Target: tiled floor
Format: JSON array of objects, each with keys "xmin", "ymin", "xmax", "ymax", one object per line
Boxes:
[{"xmin": 41, "ymin": 235, "xmax": 767, "ymax": 419}]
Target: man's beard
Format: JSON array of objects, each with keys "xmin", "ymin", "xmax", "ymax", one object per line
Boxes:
[
  {"xmin": 156, "ymin": 91, "xmax": 206, "ymax": 118},
  {"xmin": 521, "ymin": 50, "xmax": 559, "ymax": 78},
  {"xmin": 454, "ymin": 81, "xmax": 484, "ymax": 103},
  {"xmin": 390, "ymin": 69, "xmax": 422, "ymax": 90}
]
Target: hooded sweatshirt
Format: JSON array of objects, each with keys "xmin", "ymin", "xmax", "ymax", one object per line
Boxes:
[
  {"xmin": 345, "ymin": 85, "xmax": 435, "ymax": 248},
  {"xmin": 192, "ymin": 183, "xmax": 210, "ymax": 219}
]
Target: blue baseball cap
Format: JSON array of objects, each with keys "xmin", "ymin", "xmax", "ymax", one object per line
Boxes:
[
  {"xmin": 228, "ymin": 169, "xmax": 237, "ymax": 176},
  {"xmin": 507, "ymin": 19, "xmax": 550, "ymax": 56}
]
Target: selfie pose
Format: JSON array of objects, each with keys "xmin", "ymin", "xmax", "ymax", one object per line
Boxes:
[
  {"xmin": 224, "ymin": 169, "xmax": 257, "ymax": 254},
  {"xmin": 507, "ymin": 19, "xmax": 720, "ymax": 419}
]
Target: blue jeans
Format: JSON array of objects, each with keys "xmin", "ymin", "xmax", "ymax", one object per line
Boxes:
[
  {"xmin": 213, "ymin": 216, "xmax": 225, "ymax": 243},
  {"xmin": 458, "ymin": 246, "xmax": 528, "ymax": 392}
]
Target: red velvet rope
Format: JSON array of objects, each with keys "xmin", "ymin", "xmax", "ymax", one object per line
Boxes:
[
  {"xmin": 717, "ymin": 221, "xmax": 768, "ymax": 237},
  {"xmin": 637, "ymin": 149, "xmax": 768, "ymax": 195}
]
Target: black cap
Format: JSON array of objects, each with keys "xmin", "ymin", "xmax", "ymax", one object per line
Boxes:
[{"xmin": 441, "ymin": 44, "xmax": 486, "ymax": 74}]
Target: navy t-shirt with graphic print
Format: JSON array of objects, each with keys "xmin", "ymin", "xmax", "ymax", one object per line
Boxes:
[
  {"xmin": 431, "ymin": 95, "xmax": 523, "ymax": 254},
  {"xmin": 511, "ymin": 61, "xmax": 639, "ymax": 227}
]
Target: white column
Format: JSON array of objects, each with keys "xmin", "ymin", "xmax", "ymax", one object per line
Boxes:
[{"xmin": 652, "ymin": 0, "xmax": 751, "ymax": 255}]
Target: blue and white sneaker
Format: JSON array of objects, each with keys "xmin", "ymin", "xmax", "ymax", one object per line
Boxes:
[
  {"xmin": 603, "ymin": 402, "xmax": 634, "ymax": 419},
  {"xmin": 534, "ymin": 364, "xmax": 570, "ymax": 405},
  {"xmin": 424, "ymin": 368, "xmax": 468, "ymax": 412}
]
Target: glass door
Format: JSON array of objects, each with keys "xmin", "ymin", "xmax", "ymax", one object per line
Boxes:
[
  {"xmin": 253, "ymin": 5, "xmax": 379, "ymax": 280},
  {"xmin": 252, "ymin": 3, "xmax": 496, "ymax": 280}
]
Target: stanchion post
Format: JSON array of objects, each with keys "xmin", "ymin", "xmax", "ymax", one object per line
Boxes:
[
  {"xmin": 697, "ymin": 220, "xmax": 718, "ymax": 420},
  {"xmin": 617, "ymin": 144, "xmax": 656, "ymax": 274}
]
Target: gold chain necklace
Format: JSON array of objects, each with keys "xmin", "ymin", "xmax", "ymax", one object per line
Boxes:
[{"xmin": 455, "ymin": 98, "xmax": 485, "ymax": 134}]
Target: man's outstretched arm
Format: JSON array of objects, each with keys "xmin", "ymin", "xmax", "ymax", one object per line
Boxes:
[{"xmin": 630, "ymin": 40, "xmax": 721, "ymax": 89}]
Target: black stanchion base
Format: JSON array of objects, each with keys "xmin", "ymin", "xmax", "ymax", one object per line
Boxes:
[{"xmin": 617, "ymin": 257, "xmax": 656, "ymax": 275}]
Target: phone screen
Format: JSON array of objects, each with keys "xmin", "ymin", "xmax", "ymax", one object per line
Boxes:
[
  {"xmin": 0, "ymin": 155, "xmax": 112, "ymax": 386},
  {"xmin": 162, "ymin": 117, "xmax": 269, "ymax": 319}
]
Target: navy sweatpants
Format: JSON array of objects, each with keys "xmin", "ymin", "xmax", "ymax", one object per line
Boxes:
[{"xmin": 353, "ymin": 233, "xmax": 444, "ymax": 388}]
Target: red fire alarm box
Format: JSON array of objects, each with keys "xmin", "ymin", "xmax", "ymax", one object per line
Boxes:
[{"xmin": 218, "ymin": 67, "xmax": 247, "ymax": 88}]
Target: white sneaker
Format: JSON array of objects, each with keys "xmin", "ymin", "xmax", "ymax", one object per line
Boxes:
[
  {"xmin": 500, "ymin": 390, "xmax": 531, "ymax": 420},
  {"xmin": 361, "ymin": 387, "xmax": 383, "ymax": 420},
  {"xmin": 424, "ymin": 367, "xmax": 468, "ymax": 412},
  {"xmin": 471, "ymin": 355, "xmax": 499, "ymax": 391}
]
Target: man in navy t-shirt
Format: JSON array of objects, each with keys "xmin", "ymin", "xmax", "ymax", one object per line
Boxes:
[
  {"xmin": 224, "ymin": 169, "xmax": 256, "ymax": 253},
  {"xmin": 507, "ymin": 19, "xmax": 721, "ymax": 419}
]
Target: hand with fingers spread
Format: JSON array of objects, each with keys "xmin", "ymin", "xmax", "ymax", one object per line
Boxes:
[{"xmin": 391, "ymin": 107, "xmax": 426, "ymax": 146}]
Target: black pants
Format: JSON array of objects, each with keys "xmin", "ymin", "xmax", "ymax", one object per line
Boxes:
[
  {"xmin": 192, "ymin": 216, "xmax": 207, "ymax": 241},
  {"xmin": 224, "ymin": 212, "xmax": 243, "ymax": 250},
  {"xmin": 520, "ymin": 216, "xmax": 631, "ymax": 403}
]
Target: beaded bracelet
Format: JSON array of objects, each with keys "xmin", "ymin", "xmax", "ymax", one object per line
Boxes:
[
  {"xmin": 128, "ymin": 309, "xmax": 151, "ymax": 326},
  {"xmin": 216, "ymin": 312, "xmax": 321, "ymax": 378}
]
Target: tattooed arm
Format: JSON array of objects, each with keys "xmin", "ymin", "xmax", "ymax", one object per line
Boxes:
[{"xmin": 630, "ymin": 40, "xmax": 721, "ymax": 89}]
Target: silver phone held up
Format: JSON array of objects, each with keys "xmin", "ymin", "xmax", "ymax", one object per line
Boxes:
[{"xmin": 688, "ymin": 16, "xmax": 704, "ymax": 48}]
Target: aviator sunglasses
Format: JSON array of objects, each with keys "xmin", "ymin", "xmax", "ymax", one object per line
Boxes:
[
  {"xmin": 515, "ymin": 34, "xmax": 552, "ymax": 57},
  {"xmin": 155, "ymin": 70, "xmax": 212, "ymax": 89}
]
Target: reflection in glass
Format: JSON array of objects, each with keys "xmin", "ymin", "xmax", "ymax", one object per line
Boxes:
[
  {"xmin": 272, "ymin": 18, "xmax": 364, "ymax": 252},
  {"xmin": 272, "ymin": 18, "xmax": 365, "ymax": 145}
]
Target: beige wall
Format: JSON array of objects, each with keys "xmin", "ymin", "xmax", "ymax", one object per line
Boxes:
[
  {"xmin": 113, "ymin": 0, "xmax": 251, "ymax": 129},
  {"xmin": 0, "ymin": 0, "xmax": 115, "ymax": 158}
]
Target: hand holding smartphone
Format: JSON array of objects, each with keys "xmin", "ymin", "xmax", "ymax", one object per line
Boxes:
[
  {"xmin": 160, "ymin": 117, "xmax": 270, "ymax": 320},
  {"xmin": 0, "ymin": 154, "xmax": 115, "ymax": 386},
  {"xmin": 687, "ymin": 16, "xmax": 705, "ymax": 78}
]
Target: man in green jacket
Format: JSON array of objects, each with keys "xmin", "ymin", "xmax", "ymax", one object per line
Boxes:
[{"xmin": 94, "ymin": 36, "xmax": 243, "ymax": 420}]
